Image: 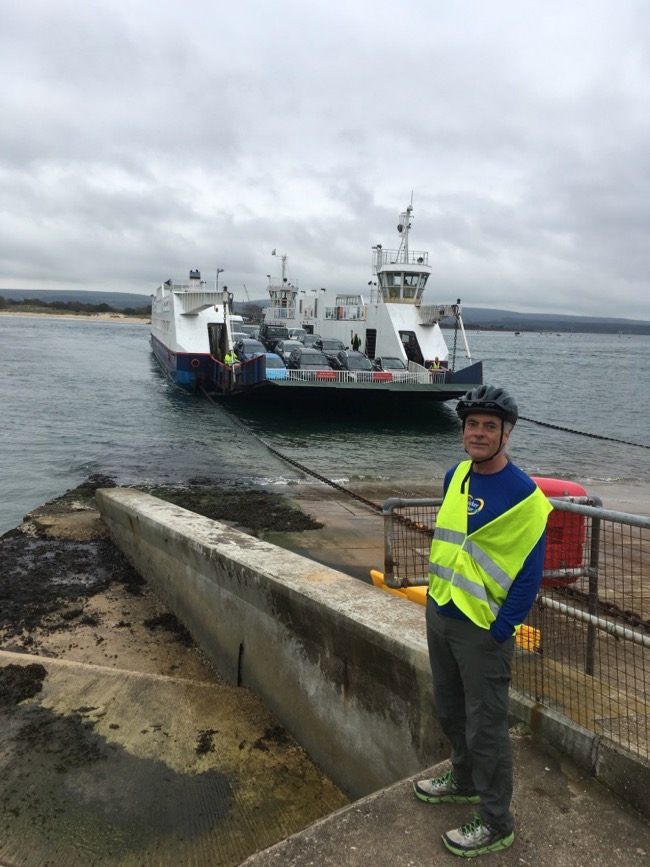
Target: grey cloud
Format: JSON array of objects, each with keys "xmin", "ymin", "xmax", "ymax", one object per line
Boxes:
[{"xmin": 1, "ymin": 0, "xmax": 649, "ymax": 320}]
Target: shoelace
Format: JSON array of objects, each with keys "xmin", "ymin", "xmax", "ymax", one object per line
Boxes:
[
  {"xmin": 459, "ymin": 813, "xmax": 486, "ymax": 839},
  {"xmin": 431, "ymin": 770, "xmax": 453, "ymax": 788}
]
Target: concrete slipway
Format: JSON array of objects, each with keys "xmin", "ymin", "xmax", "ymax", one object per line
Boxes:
[{"xmin": 1, "ymin": 485, "xmax": 649, "ymax": 866}]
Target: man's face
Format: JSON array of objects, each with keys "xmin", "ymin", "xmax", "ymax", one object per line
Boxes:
[{"xmin": 463, "ymin": 412, "xmax": 509, "ymax": 462}]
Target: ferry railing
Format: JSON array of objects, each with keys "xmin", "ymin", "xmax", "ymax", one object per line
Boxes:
[
  {"xmin": 373, "ymin": 248, "xmax": 429, "ymax": 268},
  {"xmin": 205, "ymin": 363, "xmax": 450, "ymax": 388},
  {"xmin": 235, "ymin": 355, "xmax": 266, "ymax": 386},
  {"xmin": 206, "ymin": 356, "xmax": 267, "ymax": 391},
  {"xmin": 266, "ymin": 306, "xmax": 296, "ymax": 320},
  {"xmin": 379, "ymin": 496, "xmax": 650, "ymax": 762},
  {"xmin": 323, "ymin": 305, "xmax": 367, "ymax": 321},
  {"xmin": 407, "ymin": 361, "xmax": 447, "ymax": 383},
  {"xmin": 280, "ymin": 369, "xmax": 439, "ymax": 385}
]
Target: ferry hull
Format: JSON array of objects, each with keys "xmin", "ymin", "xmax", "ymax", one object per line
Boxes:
[{"xmin": 150, "ymin": 334, "xmax": 212, "ymax": 390}]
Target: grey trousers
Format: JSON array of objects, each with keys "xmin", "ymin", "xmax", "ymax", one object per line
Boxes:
[{"xmin": 425, "ymin": 595, "xmax": 515, "ymax": 834}]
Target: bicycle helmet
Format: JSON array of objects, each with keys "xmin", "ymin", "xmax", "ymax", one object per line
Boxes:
[{"xmin": 456, "ymin": 385, "xmax": 518, "ymax": 426}]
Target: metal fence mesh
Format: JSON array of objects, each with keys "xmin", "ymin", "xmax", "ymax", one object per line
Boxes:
[{"xmin": 382, "ymin": 498, "xmax": 650, "ymax": 762}]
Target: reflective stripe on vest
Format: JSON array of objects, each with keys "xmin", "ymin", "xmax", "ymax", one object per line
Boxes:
[{"xmin": 428, "ymin": 460, "xmax": 553, "ymax": 629}]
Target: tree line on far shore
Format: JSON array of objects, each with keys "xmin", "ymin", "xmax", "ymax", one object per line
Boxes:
[{"xmin": 0, "ymin": 295, "xmax": 150, "ymax": 317}]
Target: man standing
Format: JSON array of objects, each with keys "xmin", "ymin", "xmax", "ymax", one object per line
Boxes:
[
  {"xmin": 414, "ymin": 385, "xmax": 552, "ymax": 857},
  {"xmin": 351, "ymin": 333, "xmax": 361, "ymax": 352}
]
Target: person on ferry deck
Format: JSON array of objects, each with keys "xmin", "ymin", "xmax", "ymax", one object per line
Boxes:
[{"xmin": 414, "ymin": 385, "xmax": 552, "ymax": 858}]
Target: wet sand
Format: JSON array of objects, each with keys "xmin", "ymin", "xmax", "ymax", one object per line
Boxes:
[{"xmin": 580, "ymin": 480, "xmax": 650, "ymax": 516}]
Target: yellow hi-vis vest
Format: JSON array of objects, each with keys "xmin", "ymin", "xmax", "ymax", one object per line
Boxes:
[{"xmin": 428, "ymin": 461, "xmax": 553, "ymax": 630}]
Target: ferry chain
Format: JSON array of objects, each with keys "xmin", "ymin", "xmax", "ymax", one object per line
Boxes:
[
  {"xmin": 200, "ymin": 390, "xmax": 435, "ymax": 533},
  {"xmin": 199, "ymin": 387, "xmax": 384, "ymax": 514},
  {"xmin": 519, "ymin": 415, "xmax": 650, "ymax": 450},
  {"xmin": 556, "ymin": 584, "xmax": 650, "ymax": 634}
]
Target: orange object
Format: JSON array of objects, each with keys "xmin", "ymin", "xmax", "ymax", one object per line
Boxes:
[{"xmin": 532, "ymin": 477, "xmax": 587, "ymax": 587}]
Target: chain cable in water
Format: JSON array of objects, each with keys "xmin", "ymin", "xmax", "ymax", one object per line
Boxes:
[
  {"xmin": 199, "ymin": 387, "xmax": 384, "ymax": 513},
  {"xmin": 519, "ymin": 415, "xmax": 649, "ymax": 449}
]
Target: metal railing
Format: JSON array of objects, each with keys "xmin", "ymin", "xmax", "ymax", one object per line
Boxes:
[
  {"xmin": 266, "ymin": 307, "xmax": 296, "ymax": 320},
  {"xmin": 380, "ymin": 496, "xmax": 650, "ymax": 762},
  {"xmin": 276, "ymin": 369, "xmax": 440, "ymax": 385},
  {"xmin": 323, "ymin": 305, "xmax": 367, "ymax": 321},
  {"xmin": 206, "ymin": 360, "xmax": 446, "ymax": 389}
]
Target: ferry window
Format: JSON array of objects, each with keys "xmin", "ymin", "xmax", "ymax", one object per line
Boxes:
[{"xmin": 403, "ymin": 274, "xmax": 417, "ymax": 299}]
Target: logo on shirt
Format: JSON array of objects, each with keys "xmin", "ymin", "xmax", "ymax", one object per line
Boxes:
[{"xmin": 468, "ymin": 496, "xmax": 484, "ymax": 516}]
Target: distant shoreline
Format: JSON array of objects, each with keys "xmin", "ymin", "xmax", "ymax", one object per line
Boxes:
[{"xmin": 0, "ymin": 311, "xmax": 150, "ymax": 324}]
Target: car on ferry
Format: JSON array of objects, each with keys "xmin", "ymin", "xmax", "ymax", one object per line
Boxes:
[
  {"xmin": 330, "ymin": 350, "xmax": 375, "ymax": 381},
  {"xmin": 275, "ymin": 339, "xmax": 304, "ymax": 363},
  {"xmin": 258, "ymin": 352, "xmax": 288, "ymax": 380},
  {"xmin": 234, "ymin": 338, "xmax": 266, "ymax": 361},
  {"xmin": 298, "ymin": 333, "xmax": 322, "ymax": 348},
  {"xmin": 314, "ymin": 338, "xmax": 348, "ymax": 362},
  {"xmin": 239, "ymin": 324, "xmax": 261, "ymax": 339},
  {"xmin": 286, "ymin": 347, "xmax": 333, "ymax": 372},
  {"xmin": 259, "ymin": 323, "xmax": 289, "ymax": 352},
  {"xmin": 372, "ymin": 356, "xmax": 408, "ymax": 372}
]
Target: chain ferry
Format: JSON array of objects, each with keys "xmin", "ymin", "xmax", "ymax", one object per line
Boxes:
[{"xmin": 150, "ymin": 204, "xmax": 483, "ymax": 403}]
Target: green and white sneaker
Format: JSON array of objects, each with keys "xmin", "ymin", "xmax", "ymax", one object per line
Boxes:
[
  {"xmin": 442, "ymin": 812, "xmax": 514, "ymax": 857},
  {"xmin": 413, "ymin": 770, "xmax": 480, "ymax": 804}
]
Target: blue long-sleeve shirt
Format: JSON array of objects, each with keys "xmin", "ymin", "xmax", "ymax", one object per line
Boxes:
[{"xmin": 434, "ymin": 461, "xmax": 547, "ymax": 643}]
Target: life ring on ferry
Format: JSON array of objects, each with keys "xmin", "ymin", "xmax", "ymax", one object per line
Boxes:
[
  {"xmin": 191, "ymin": 358, "xmax": 200, "ymax": 369},
  {"xmin": 533, "ymin": 477, "xmax": 587, "ymax": 587}
]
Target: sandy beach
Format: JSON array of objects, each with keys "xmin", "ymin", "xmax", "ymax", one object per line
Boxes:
[{"xmin": 0, "ymin": 310, "xmax": 150, "ymax": 323}]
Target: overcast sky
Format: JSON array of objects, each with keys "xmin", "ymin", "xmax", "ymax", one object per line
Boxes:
[{"xmin": 1, "ymin": 0, "xmax": 649, "ymax": 319}]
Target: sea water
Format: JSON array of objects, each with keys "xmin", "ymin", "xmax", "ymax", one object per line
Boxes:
[{"xmin": 1, "ymin": 314, "xmax": 649, "ymax": 535}]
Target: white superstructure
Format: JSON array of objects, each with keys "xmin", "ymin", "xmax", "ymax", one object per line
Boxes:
[{"xmin": 262, "ymin": 203, "xmax": 472, "ymax": 369}]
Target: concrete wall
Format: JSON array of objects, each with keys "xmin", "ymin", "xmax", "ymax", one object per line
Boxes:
[
  {"xmin": 97, "ymin": 488, "xmax": 650, "ymax": 815},
  {"xmin": 96, "ymin": 488, "xmax": 447, "ymax": 800}
]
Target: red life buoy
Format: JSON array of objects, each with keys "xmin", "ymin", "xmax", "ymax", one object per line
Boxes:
[
  {"xmin": 191, "ymin": 358, "xmax": 200, "ymax": 369},
  {"xmin": 533, "ymin": 477, "xmax": 587, "ymax": 587}
]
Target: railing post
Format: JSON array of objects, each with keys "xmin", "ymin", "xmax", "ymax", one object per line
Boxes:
[
  {"xmin": 585, "ymin": 499, "xmax": 603, "ymax": 676},
  {"xmin": 383, "ymin": 501, "xmax": 396, "ymax": 587}
]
